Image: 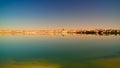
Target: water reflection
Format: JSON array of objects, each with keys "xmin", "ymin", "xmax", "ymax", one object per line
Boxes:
[
  {"xmin": 1, "ymin": 58, "xmax": 120, "ymax": 68},
  {"xmin": 1, "ymin": 60, "xmax": 60, "ymax": 68},
  {"xmin": 0, "ymin": 32, "xmax": 120, "ymax": 68}
]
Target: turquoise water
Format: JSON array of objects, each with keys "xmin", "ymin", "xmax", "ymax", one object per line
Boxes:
[{"xmin": 0, "ymin": 35, "xmax": 120, "ymax": 68}]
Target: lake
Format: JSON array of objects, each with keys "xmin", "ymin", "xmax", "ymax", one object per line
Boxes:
[{"xmin": 0, "ymin": 34, "xmax": 120, "ymax": 68}]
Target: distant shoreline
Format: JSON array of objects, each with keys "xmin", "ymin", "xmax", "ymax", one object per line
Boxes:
[{"xmin": 0, "ymin": 29, "xmax": 120, "ymax": 36}]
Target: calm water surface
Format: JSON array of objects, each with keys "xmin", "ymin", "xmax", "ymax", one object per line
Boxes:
[{"xmin": 0, "ymin": 35, "xmax": 120, "ymax": 68}]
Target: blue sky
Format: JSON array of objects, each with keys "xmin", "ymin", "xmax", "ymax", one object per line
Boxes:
[{"xmin": 0, "ymin": 0, "xmax": 120, "ymax": 29}]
